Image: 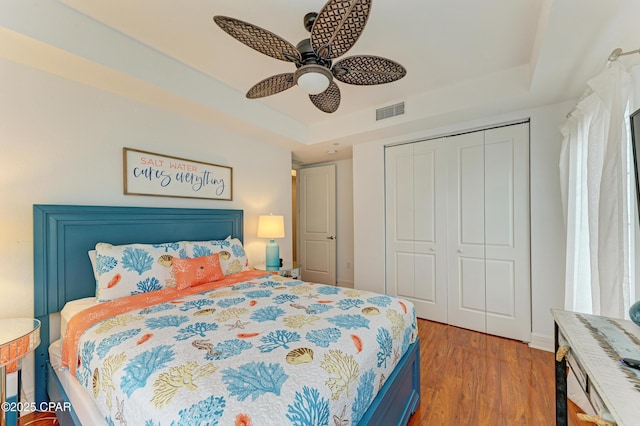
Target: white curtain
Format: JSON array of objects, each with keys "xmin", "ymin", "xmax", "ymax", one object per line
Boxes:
[{"xmin": 560, "ymin": 60, "xmax": 640, "ymax": 318}]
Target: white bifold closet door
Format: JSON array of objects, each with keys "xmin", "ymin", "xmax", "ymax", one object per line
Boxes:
[
  {"xmin": 385, "ymin": 139, "xmax": 449, "ymax": 323},
  {"xmin": 385, "ymin": 122, "xmax": 530, "ymax": 341}
]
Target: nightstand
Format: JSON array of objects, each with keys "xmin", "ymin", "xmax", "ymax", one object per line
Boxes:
[
  {"xmin": 552, "ymin": 309, "xmax": 640, "ymax": 425},
  {"xmin": 0, "ymin": 318, "xmax": 41, "ymax": 426},
  {"xmin": 253, "ymin": 261, "xmax": 302, "ymax": 279}
]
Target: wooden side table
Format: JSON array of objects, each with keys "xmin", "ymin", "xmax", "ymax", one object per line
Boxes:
[
  {"xmin": 552, "ymin": 309, "xmax": 640, "ymax": 425},
  {"xmin": 253, "ymin": 261, "xmax": 302, "ymax": 279},
  {"xmin": 0, "ymin": 318, "xmax": 41, "ymax": 426}
]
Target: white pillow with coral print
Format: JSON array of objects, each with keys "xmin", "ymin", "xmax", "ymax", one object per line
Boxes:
[
  {"xmin": 94, "ymin": 242, "xmax": 183, "ymax": 302},
  {"xmin": 182, "ymin": 236, "xmax": 249, "ymax": 275}
]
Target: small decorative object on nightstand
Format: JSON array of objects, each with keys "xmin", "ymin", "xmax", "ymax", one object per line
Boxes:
[
  {"xmin": 0, "ymin": 318, "xmax": 41, "ymax": 426},
  {"xmin": 257, "ymin": 214, "xmax": 285, "ymax": 269},
  {"xmin": 254, "ymin": 261, "xmax": 302, "ymax": 279}
]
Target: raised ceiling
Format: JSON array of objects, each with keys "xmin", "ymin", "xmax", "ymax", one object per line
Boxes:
[{"xmin": 4, "ymin": 0, "xmax": 640, "ymax": 164}]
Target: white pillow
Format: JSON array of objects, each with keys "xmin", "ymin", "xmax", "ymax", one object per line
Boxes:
[
  {"xmin": 182, "ymin": 237, "xmax": 249, "ymax": 275},
  {"xmin": 61, "ymin": 297, "xmax": 97, "ymax": 337},
  {"xmin": 94, "ymin": 242, "xmax": 183, "ymax": 302}
]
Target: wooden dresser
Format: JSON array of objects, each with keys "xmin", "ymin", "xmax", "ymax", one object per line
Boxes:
[{"xmin": 552, "ymin": 309, "xmax": 640, "ymax": 425}]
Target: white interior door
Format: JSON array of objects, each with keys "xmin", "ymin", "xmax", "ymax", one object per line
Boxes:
[
  {"xmin": 447, "ymin": 123, "xmax": 530, "ymax": 341},
  {"xmin": 385, "ymin": 123, "xmax": 530, "ymax": 341},
  {"xmin": 385, "ymin": 140, "xmax": 448, "ymax": 322},
  {"xmin": 483, "ymin": 124, "xmax": 530, "ymax": 341},
  {"xmin": 446, "ymin": 131, "xmax": 488, "ymax": 333},
  {"xmin": 298, "ymin": 165, "xmax": 337, "ymax": 285}
]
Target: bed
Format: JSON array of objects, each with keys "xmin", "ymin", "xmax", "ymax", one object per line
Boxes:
[{"xmin": 33, "ymin": 205, "xmax": 420, "ymax": 425}]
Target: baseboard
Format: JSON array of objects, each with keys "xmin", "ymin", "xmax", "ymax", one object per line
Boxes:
[{"xmin": 528, "ymin": 332, "xmax": 553, "ymax": 352}]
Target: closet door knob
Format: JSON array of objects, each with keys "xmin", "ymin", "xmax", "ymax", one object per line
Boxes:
[
  {"xmin": 457, "ymin": 249, "xmax": 463, "ymax": 253},
  {"xmin": 430, "ymin": 247, "xmax": 436, "ymax": 251}
]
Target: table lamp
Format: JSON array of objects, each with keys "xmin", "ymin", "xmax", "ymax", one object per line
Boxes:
[{"xmin": 257, "ymin": 214, "xmax": 285, "ymax": 269}]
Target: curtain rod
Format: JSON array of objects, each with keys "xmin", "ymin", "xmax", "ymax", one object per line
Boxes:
[
  {"xmin": 608, "ymin": 47, "xmax": 640, "ymax": 63},
  {"xmin": 567, "ymin": 47, "xmax": 639, "ymax": 118}
]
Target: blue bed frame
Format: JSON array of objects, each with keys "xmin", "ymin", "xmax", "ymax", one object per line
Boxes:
[{"xmin": 33, "ymin": 204, "xmax": 420, "ymax": 425}]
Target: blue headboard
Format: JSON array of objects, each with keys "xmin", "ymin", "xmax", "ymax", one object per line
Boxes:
[{"xmin": 33, "ymin": 204, "xmax": 243, "ymax": 403}]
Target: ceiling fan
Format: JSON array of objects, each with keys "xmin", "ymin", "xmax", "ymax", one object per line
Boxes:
[{"xmin": 213, "ymin": 0, "xmax": 406, "ymax": 113}]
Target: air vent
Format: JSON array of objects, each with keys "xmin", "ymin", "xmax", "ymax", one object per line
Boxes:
[{"xmin": 376, "ymin": 102, "xmax": 405, "ymax": 121}]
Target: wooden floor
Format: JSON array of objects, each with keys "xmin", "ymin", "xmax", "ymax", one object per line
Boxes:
[
  {"xmin": 407, "ymin": 319, "xmax": 583, "ymax": 426},
  {"xmin": 18, "ymin": 412, "xmax": 58, "ymax": 426},
  {"xmin": 20, "ymin": 318, "xmax": 583, "ymax": 426}
]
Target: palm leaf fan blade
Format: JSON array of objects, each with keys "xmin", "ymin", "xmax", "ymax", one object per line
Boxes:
[
  {"xmin": 246, "ymin": 73, "xmax": 296, "ymax": 99},
  {"xmin": 309, "ymin": 82, "xmax": 341, "ymax": 113},
  {"xmin": 310, "ymin": 0, "xmax": 372, "ymax": 59},
  {"xmin": 213, "ymin": 16, "xmax": 301, "ymax": 63},
  {"xmin": 332, "ymin": 55, "xmax": 406, "ymax": 85}
]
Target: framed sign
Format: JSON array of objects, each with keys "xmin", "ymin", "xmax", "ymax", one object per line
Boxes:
[{"xmin": 123, "ymin": 148, "xmax": 232, "ymax": 201}]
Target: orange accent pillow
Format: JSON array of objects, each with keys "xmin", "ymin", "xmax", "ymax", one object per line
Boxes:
[{"xmin": 172, "ymin": 253, "xmax": 224, "ymax": 290}]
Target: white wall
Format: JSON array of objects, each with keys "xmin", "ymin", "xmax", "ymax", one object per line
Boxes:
[
  {"xmin": 336, "ymin": 159, "xmax": 355, "ymax": 287},
  {"xmin": 1, "ymin": 57, "xmax": 293, "ymax": 403},
  {"xmin": 0, "ymin": 58, "xmax": 293, "ymax": 318},
  {"xmin": 354, "ymin": 100, "xmax": 574, "ymax": 347}
]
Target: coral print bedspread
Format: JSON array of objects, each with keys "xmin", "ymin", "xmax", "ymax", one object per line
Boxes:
[{"xmin": 63, "ymin": 272, "xmax": 417, "ymax": 425}]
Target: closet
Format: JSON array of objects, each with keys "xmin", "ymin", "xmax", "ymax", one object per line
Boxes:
[{"xmin": 385, "ymin": 122, "xmax": 530, "ymax": 341}]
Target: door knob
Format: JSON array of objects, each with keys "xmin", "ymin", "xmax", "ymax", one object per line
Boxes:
[
  {"xmin": 326, "ymin": 236, "xmax": 335, "ymax": 240},
  {"xmin": 457, "ymin": 249, "xmax": 463, "ymax": 253}
]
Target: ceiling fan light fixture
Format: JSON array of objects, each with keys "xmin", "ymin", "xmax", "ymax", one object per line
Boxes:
[{"xmin": 294, "ymin": 65, "xmax": 332, "ymax": 95}]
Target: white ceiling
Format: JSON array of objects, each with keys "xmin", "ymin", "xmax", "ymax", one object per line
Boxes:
[{"xmin": 7, "ymin": 0, "xmax": 640, "ymax": 164}]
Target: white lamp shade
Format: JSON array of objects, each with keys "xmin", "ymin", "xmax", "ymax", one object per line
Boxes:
[
  {"xmin": 297, "ymin": 71, "xmax": 330, "ymax": 95},
  {"xmin": 257, "ymin": 215, "xmax": 285, "ymax": 239}
]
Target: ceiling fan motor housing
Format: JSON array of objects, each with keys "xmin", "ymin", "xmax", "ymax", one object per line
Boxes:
[
  {"xmin": 294, "ymin": 37, "xmax": 333, "ymax": 95},
  {"xmin": 295, "ymin": 39, "xmax": 332, "ymax": 68}
]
